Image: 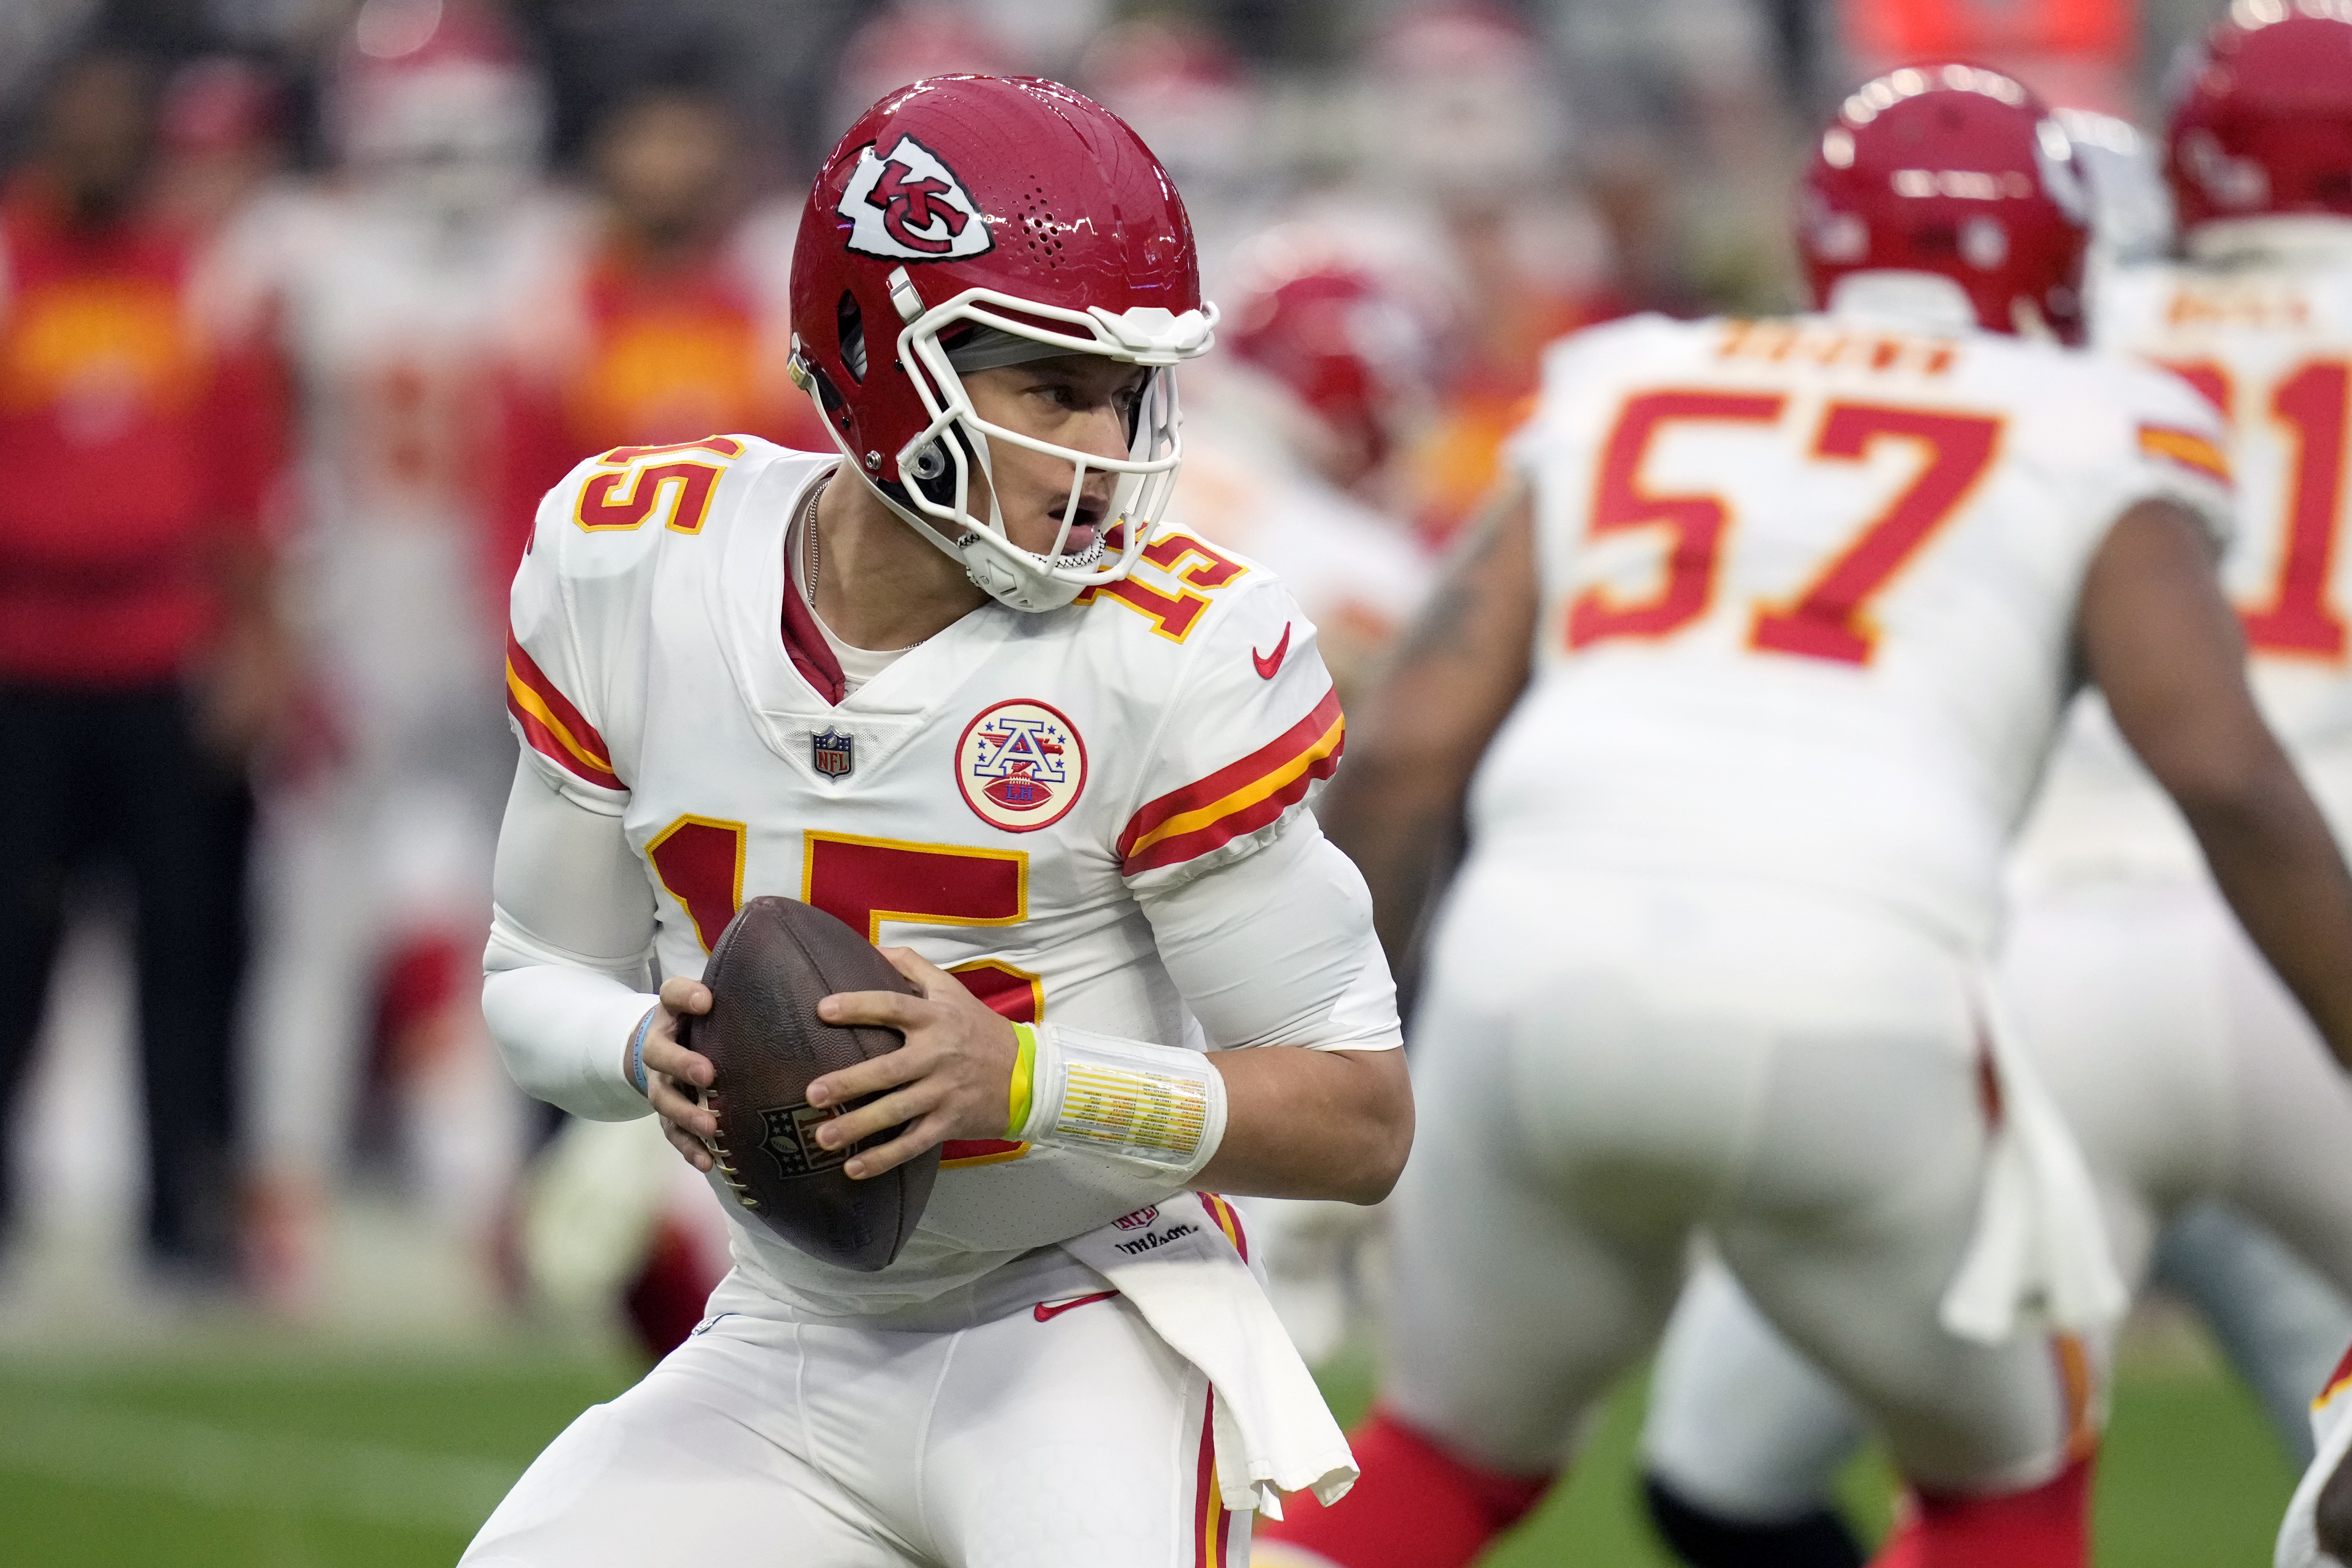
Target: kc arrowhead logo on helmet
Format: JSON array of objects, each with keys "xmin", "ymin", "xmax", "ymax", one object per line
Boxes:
[{"xmin": 837, "ymin": 134, "xmax": 993, "ymax": 261}]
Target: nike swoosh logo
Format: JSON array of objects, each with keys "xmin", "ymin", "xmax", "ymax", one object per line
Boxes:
[
  {"xmin": 1032, "ymin": 1290, "xmax": 1120, "ymax": 1323},
  {"xmin": 1253, "ymin": 624, "xmax": 1292, "ymax": 680}
]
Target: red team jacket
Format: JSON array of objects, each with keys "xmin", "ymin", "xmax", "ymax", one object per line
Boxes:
[{"xmin": 0, "ymin": 179, "xmax": 280, "ymax": 687}]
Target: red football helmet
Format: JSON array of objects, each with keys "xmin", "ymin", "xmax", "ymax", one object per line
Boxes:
[
  {"xmin": 790, "ymin": 75, "xmax": 1216, "ymax": 613},
  {"xmin": 1799, "ymin": 63, "xmax": 2091, "ymax": 343},
  {"xmin": 2166, "ymin": 2, "xmax": 2352, "ymax": 234},
  {"xmin": 1222, "ymin": 235, "xmax": 1439, "ymax": 477}
]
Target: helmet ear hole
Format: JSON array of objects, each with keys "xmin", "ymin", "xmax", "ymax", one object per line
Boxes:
[{"xmin": 837, "ymin": 290, "xmax": 867, "ymax": 384}]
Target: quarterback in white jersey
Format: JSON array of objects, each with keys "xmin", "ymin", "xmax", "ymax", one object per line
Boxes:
[
  {"xmin": 464, "ymin": 78, "xmax": 1408, "ymax": 1568},
  {"xmin": 1259, "ymin": 68, "xmax": 2352, "ymax": 1568}
]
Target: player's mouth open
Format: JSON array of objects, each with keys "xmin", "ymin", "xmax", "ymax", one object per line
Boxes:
[{"xmin": 1053, "ymin": 501, "xmax": 1107, "ymax": 558}]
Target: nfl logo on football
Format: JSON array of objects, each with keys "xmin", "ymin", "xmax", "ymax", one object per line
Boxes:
[{"xmin": 811, "ymin": 727, "xmax": 854, "ymax": 780}]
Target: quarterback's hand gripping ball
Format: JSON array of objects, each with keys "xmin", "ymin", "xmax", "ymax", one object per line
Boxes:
[{"xmin": 681, "ymin": 896, "xmax": 936, "ymax": 1272}]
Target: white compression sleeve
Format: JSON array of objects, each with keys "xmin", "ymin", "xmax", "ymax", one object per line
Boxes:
[
  {"xmin": 1137, "ymin": 817, "xmax": 1403, "ymax": 1053},
  {"xmin": 481, "ymin": 762, "xmax": 661, "ymax": 1121}
]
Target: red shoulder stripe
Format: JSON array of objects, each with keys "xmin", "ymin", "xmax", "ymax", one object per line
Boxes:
[
  {"xmin": 1118, "ymin": 687, "xmax": 1344, "ymax": 876},
  {"xmin": 1197, "ymin": 1192, "xmax": 1250, "ymax": 1263},
  {"xmin": 505, "ymin": 631, "xmax": 623, "ymax": 791}
]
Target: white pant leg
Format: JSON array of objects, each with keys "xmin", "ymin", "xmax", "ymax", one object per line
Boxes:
[
  {"xmin": 244, "ymin": 776, "xmax": 378, "ymax": 1183},
  {"xmin": 2156, "ymin": 1202, "xmax": 2352, "ymax": 1464},
  {"xmin": 1380, "ymin": 867, "xmax": 1722, "ymax": 1471},
  {"xmin": 2001, "ymin": 877, "xmax": 2352, "ymax": 1440},
  {"xmin": 464, "ymin": 1281, "xmax": 1242, "ymax": 1568},
  {"xmin": 1389, "ymin": 863, "xmax": 2083, "ymax": 1492},
  {"xmin": 924, "ymin": 1292, "xmax": 1244, "ymax": 1568},
  {"xmin": 1714, "ymin": 1005, "xmax": 2086, "ymax": 1494},
  {"xmin": 2209, "ymin": 885, "xmax": 2352, "ymax": 1301},
  {"xmin": 460, "ymin": 1315, "xmax": 914, "ymax": 1567},
  {"xmin": 1642, "ymin": 1257, "xmax": 1865, "ymax": 1520}
]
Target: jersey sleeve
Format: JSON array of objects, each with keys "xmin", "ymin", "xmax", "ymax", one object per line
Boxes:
[
  {"xmin": 2095, "ymin": 358, "xmax": 2237, "ymax": 550},
  {"xmin": 505, "ymin": 457, "xmax": 636, "ymax": 814},
  {"xmin": 1138, "ymin": 817, "xmax": 1402, "ymax": 1053},
  {"xmin": 1115, "ymin": 575, "xmax": 1346, "ymax": 893}
]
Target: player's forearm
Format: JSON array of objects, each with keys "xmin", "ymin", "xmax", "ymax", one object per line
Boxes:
[
  {"xmin": 2082, "ymin": 501, "xmax": 2352, "ymax": 1063},
  {"xmin": 2183, "ymin": 763, "xmax": 2352, "ymax": 1068},
  {"xmin": 480, "ymin": 960, "xmax": 659, "ymax": 1120},
  {"xmin": 1318, "ymin": 487, "xmax": 1537, "ymax": 972},
  {"xmin": 1195, "ymin": 1045, "xmax": 1413, "ymax": 1204},
  {"xmin": 483, "ymin": 765, "xmax": 665, "ymax": 1118}
]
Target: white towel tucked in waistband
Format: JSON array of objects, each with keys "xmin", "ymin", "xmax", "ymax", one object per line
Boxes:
[
  {"xmin": 1060, "ymin": 1190, "xmax": 1357, "ymax": 1518},
  {"xmin": 1939, "ymin": 973, "xmax": 2129, "ymax": 1344}
]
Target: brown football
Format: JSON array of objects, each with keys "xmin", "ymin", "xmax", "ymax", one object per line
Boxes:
[{"xmin": 681, "ymin": 896, "xmax": 934, "ymax": 1272}]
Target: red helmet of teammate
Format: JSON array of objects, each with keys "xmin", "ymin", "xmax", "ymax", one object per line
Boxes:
[
  {"xmin": 1799, "ymin": 63, "xmax": 2091, "ymax": 343},
  {"xmin": 1223, "ymin": 240, "xmax": 1438, "ymax": 477},
  {"xmin": 2165, "ymin": 2, "xmax": 2352, "ymax": 234},
  {"xmin": 790, "ymin": 75, "xmax": 1216, "ymax": 613}
]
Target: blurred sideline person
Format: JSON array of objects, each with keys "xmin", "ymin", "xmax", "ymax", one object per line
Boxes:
[
  {"xmin": 0, "ymin": 52, "xmax": 287, "ymax": 1285},
  {"xmin": 1359, "ymin": 4, "xmax": 1629, "ymax": 553},
  {"xmin": 1647, "ymin": 18, "xmax": 2352, "ymax": 1564},
  {"xmin": 1171, "ymin": 230, "xmax": 1437, "ymax": 705},
  {"xmin": 1258, "ymin": 67, "xmax": 2352, "ymax": 1568},
  {"xmin": 500, "ymin": 78, "xmax": 830, "ymax": 566},
  {"xmin": 210, "ymin": 0, "xmax": 569, "ymax": 1305},
  {"xmin": 462, "ymin": 76, "xmax": 1408, "ymax": 1565},
  {"xmin": 151, "ymin": 55, "xmax": 288, "ymax": 241}
]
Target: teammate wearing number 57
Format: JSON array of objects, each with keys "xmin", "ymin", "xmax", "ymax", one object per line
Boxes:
[
  {"xmin": 464, "ymin": 76, "xmax": 1409, "ymax": 1567},
  {"xmin": 1257, "ymin": 66, "xmax": 2352, "ymax": 1568}
]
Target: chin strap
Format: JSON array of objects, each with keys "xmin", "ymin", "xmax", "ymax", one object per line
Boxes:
[{"xmin": 956, "ymin": 530, "xmax": 1089, "ymax": 612}]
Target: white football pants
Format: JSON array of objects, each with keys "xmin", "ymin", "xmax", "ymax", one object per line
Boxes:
[
  {"xmin": 461, "ymin": 1271, "xmax": 1247, "ymax": 1568},
  {"xmin": 1641, "ymin": 872, "xmax": 2352, "ymax": 1514},
  {"xmin": 1384, "ymin": 861, "xmax": 2087, "ymax": 1493}
]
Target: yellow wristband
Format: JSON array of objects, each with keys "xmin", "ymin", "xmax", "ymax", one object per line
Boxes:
[{"xmin": 1004, "ymin": 1022, "xmax": 1038, "ymax": 1140}]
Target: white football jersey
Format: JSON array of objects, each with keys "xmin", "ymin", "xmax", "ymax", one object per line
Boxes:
[
  {"xmin": 2018, "ymin": 250, "xmax": 2352, "ymax": 884},
  {"xmin": 505, "ymin": 437, "xmax": 1347, "ymax": 1312},
  {"xmin": 209, "ymin": 184, "xmax": 585, "ymax": 732},
  {"xmin": 1475, "ymin": 312, "xmax": 2232, "ymax": 952}
]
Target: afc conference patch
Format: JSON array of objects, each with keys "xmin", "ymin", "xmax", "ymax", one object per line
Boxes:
[
  {"xmin": 956, "ymin": 698, "xmax": 1086, "ymax": 832},
  {"xmin": 759, "ymin": 1103, "xmax": 852, "ymax": 1180},
  {"xmin": 812, "ymin": 727, "xmax": 854, "ymax": 779}
]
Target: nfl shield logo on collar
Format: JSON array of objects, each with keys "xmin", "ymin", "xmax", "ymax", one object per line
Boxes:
[{"xmin": 812, "ymin": 727, "xmax": 854, "ymax": 779}]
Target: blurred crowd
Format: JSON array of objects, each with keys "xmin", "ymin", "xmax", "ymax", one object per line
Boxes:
[{"xmin": 0, "ymin": 0, "xmax": 2230, "ymax": 1332}]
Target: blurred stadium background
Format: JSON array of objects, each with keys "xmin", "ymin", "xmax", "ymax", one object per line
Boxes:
[{"xmin": 0, "ymin": 0, "xmax": 2307, "ymax": 1562}]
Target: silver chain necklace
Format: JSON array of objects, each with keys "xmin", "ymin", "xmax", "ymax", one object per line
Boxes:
[
  {"xmin": 802, "ymin": 475, "xmax": 925, "ymax": 654},
  {"xmin": 799, "ymin": 477, "xmax": 828, "ymax": 608}
]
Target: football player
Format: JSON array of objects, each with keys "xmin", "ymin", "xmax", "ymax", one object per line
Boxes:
[
  {"xmin": 1255, "ymin": 65, "xmax": 2352, "ymax": 1568},
  {"xmin": 463, "ymin": 76, "xmax": 1410, "ymax": 1566},
  {"xmin": 1173, "ymin": 231, "xmax": 1438, "ymax": 704},
  {"xmin": 1641, "ymin": 16, "xmax": 2352, "ymax": 1563},
  {"xmin": 211, "ymin": 0, "xmax": 578, "ymax": 1300}
]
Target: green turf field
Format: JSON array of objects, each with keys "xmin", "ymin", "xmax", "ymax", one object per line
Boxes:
[{"xmin": 0, "ymin": 1338, "xmax": 2299, "ymax": 1565}]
